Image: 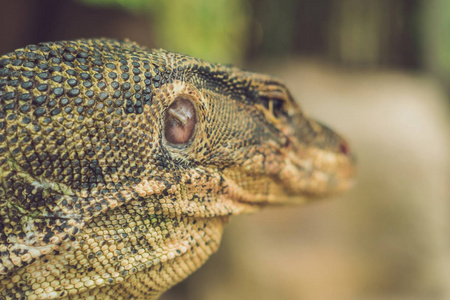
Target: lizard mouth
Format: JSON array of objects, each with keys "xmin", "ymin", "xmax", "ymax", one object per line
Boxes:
[
  {"xmin": 225, "ymin": 153, "xmax": 355, "ymax": 207},
  {"xmin": 220, "ymin": 151, "xmax": 355, "ymax": 208}
]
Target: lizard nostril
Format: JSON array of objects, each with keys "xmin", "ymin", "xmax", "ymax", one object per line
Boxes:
[
  {"xmin": 164, "ymin": 95, "xmax": 197, "ymax": 146},
  {"xmin": 339, "ymin": 140, "xmax": 350, "ymax": 155}
]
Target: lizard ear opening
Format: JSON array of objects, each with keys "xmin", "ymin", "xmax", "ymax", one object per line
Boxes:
[{"xmin": 164, "ymin": 95, "xmax": 197, "ymax": 146}]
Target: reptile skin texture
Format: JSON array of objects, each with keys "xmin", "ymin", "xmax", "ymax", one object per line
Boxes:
[{"xmin": 0, "ymin": 39, "xmax": 355, "ymax": 299}]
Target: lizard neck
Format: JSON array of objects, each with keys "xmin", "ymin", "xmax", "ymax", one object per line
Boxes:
[{"xmin": 3, "ymin": 202, "xmax": 227, "ymax": 299}]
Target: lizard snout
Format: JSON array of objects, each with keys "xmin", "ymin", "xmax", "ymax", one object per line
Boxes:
[{"xmin": 285, "ymin": 118, "xmax": 357, "ymax": 198}]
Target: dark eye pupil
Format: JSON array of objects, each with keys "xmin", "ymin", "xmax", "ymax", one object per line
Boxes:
[{"xmin": 164, "ymin": 96, "xmax": 196, "ymax": 145}]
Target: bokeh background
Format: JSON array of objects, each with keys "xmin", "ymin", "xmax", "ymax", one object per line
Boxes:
[{"xmin": 1, "ymin": 0, "xmax": 449, "ymax": 299}]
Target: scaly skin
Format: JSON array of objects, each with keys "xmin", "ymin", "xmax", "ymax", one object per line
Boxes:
[{"xmin": 0, "ymin": 39, "xmax": 355, "ymax": 299}]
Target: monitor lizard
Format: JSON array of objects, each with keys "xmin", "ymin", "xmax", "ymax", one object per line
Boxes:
[{"xmin": 0, "ymin": 39, "xmax": 355, "ymax": 299}]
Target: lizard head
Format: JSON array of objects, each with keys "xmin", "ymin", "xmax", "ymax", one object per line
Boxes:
[{"xmin": 153, "ymin": 58, "xmax": 356, "ymax": 212}]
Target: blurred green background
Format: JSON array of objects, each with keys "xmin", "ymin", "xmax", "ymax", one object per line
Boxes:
[
  {"xmin": 1, "ymin": 0, "xmax": 449, "ymax": 299},
  {"xmin": 2, "ymin": 0, "xmax": 450, "ymax": 79}
]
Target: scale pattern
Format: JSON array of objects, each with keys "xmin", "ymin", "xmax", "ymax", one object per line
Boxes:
[{"xmin": 0, "ymin": 39, "xmax": 355, "ymax": 299}]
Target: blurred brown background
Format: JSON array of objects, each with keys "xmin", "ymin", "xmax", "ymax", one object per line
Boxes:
[{"xmin": 1, "ymin": 0, "xmax": 449, "ymax": 299}]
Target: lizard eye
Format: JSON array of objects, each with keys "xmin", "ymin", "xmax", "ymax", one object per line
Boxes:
[{"xmin": 164, "ymin": 95, "xmax": 197, "ymax": 146}]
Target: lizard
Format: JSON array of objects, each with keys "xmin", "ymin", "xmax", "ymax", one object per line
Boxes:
[{"xmin": 0, "ymin": 39, "xmax": 355, "ymax": 299}]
